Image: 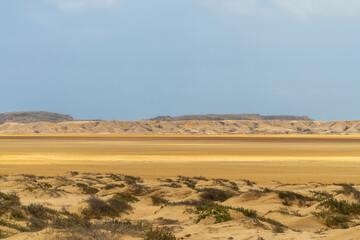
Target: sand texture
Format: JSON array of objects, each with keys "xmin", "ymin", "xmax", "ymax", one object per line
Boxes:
[
  {"xmin": 1, "ymin": 135, "xmax": 360, "ymax": 183},
  {"xmin": 0, "ymin": 173, "xmax": 360, "ymax": 239}
]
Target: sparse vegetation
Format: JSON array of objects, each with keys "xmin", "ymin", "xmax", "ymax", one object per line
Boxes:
[
  {"xmin": 163, "ymin": 182, "xmax": 182, "ymax": 188},
  {"xmin": 2, "ymin": 172, "xmax": 360, "ymax": 239},
  {"xmin": 76, "ymin": 183, "xmax": 99, "ymax": 195},
  {"xmin": 82, "ymin": 196, "xmax": 132, "ymax": 219},
  {"xmin": 319, "ymin": 198, "xmax": 360, "ymax": 215},
  {"xmin": 278, "ymin": 191, "xmax": 314, "ymax": 206},
  {"xmin": 335, "ymin": 183, "xmax": 360, "ymax": 200},
  {"xmin": 199, "ymin": 188, "xmax": 235, "ymax": 202},
  {"xmin": 104, "ymin": 183, "xmax": 125, "ymax": 190},
  {"xmin": 113, "ymin": 192, "xmax": 139, "ymax": 203},
  {"xmin": 151, "ymin": 195, "xmax": 169, "ymax": 206},
  {"xmin": 145, "ymin": 227, "xmax": 177, "ymax": 240},
  {"xmin": 185, "ymin": 203, "xmax": 232, "ymax": 223}
]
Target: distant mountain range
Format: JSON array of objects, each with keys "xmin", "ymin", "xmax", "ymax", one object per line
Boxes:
[
  {"xmin": 1, "ymin": 111, "xmax": 360, "ymax": 134},
  {"xmin": 0, "ymin": 111, "xmax": 73, "ymax": 124},
  {"xmin": 149, "ymin": 114, "xmax": 313, "ymax": 121}
]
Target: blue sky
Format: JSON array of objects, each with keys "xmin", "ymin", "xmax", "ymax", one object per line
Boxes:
[{"xmin": 1, "ymin": 0, "xmax": 360, "ymax": 121}]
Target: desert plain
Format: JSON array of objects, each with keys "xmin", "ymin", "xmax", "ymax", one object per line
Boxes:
[{"xmin": 1, "ymin": 134, "xmax": 360, "ymax": 239}]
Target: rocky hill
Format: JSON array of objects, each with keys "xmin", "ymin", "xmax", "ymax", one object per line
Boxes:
[
  {"xmin": 0, "ymin": 119, "xmax": 360, "ymax": 134},
  {"xmin": 150, "ymin": 114, "xmax": 313, "ymax": 121},
  {"xmin": 0, "ymin": 111, "xmax": 74, "ymax": 124}
]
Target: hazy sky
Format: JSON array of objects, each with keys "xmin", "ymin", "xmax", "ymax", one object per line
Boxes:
[{"xmin": 1, "ymin": 0, "xmax": 360, "ymax": 121}]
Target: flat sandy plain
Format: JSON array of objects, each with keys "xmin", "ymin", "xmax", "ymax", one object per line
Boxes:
[{"xmin": 1, "ymin": 134, "xmax": 360, "ymax": 183}]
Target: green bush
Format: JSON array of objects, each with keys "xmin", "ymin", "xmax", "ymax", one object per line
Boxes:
[
  {"xmin": 26, "ymin": 203, "xmax": 56, "ymax": 220},
  {"xmin": 320, "ymin": 198, "xmax": 360, "ymax": 215},
  {"xmin": 186, "ymin": 203, "xmax": 232, "ymax": 223},
  {"xmin": 0, "ymin": 192, "xmax": 20, "ymax": 209},
  {"xmin": 104, "ymin": 183, "xmax": 125, "ymax": 190},
  {"xmin": 52, "ymin": 214, "xmax": 91, "ymax": 229},
  {"xmin": 199, "ymin": 188, "xmax": 235, "ymax": 202},
  {"xmin": 113, "ymin": 193, "xmax": 139, "ymax": 203},
  {"xmin": 145, "ymin": 227, "xmax": 176, "ymax": 240},
  {"xmin": 151, "ymin": 195, "xmax": 169, "ymax": 206},
  {"xmin": 76, "ymin": 183, "xmax": 99, "ymax": 195},
  {"xmin": 82, "ymin": 196, "xmax": 131, "ymax": 219}
]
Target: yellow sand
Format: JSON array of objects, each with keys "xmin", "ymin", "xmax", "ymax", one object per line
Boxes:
[{"xmin": 1, "ymin": 134, "xmax": 360, "ymax": 184}]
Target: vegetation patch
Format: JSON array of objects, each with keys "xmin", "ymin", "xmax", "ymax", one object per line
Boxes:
[
  {"xmin": 76, "ymin": 183, "xmax": 99, "ymax": 195},
  {"xmin": 335, "ymin": 183, "xmax": 360, "ymax": 200},
  {"xmin": 199, "ymin": 188, "xmax": 235, "ymax": 202},
  {"xmin": 319, "ymin": 198, "xmax": 360, "ymax": 215},
  {"xmin": 104, "ymin": 183, "xmax": 125, "ymax": 190},
  {"xmin": 185, "ymin": 203, "xmax": 232, "ymax": 223},
  {"xmin": 151, "ymin": 195, "xmax": 169, "ymax": 206},
  {"xmin": 145, "ymin": 227, "xmax": 177, "ymax": 240},
  {"xmin": 113, "ymin": 193, "xmax": 139, "ymax": 203},
  {"xmin": 82, "ymin": 196, "xmax": 132, "ymax": 219},
  {"xmin": 278, "ymin": 191, "xmax": 315, "ymax": 206}
]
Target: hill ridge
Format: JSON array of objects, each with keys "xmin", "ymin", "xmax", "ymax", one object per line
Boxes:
[
  {"xmin": 0, "ymin": 111, "xmax": 74, "ymax": 124},
  {"xmin": 150, "ymin": 114, "xmax": 313, "ymax": 121}
]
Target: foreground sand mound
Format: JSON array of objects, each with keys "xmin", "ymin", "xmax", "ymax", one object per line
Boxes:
[{"xmin": 1, "ymin": 173, "xmax": 360, "ymax": 239}]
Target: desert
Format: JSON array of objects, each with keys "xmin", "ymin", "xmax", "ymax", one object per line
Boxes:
[
  {"xmin": 1, "ymin": 132, "xmax": 360, "ymax": 239},
  {"xmin": 3, "ymin": 1, "xmax": 360, "ymax": 239}
]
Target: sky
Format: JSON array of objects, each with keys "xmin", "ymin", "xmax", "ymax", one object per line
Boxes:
[{"xmin": 1, "ymin": 0, "xmax": 360, "ymax": 121}]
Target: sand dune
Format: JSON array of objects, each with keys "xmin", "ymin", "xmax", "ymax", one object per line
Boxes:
[{"xmin": 1, "ymin": 173, "xmax": 360, "ymax": 239}]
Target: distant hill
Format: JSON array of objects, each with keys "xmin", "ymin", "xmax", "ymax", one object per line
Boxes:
[
  {"xmin": 0, "ymin": 111, "xmax": 74, "ymax": 124},
  {"xmin": 149, "ymin": 114, "xmax": 313, "ymax": 121}
]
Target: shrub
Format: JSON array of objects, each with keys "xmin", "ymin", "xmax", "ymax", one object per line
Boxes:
[
  {"xmin": 124, "ymin": 175, "xmax": 142, "ymax": 185},
  {"xmin": 178, "ymin": 176, "xmax": 197, "ymax": 189},
  {"xmin": 164, "ymin": 183, "xmax": 182, "ymax": 188},
  {"xmin": 145, "ymin": 227, "xmax": 176, "ymax": 240},
  {"xmin": 0, "ymin": 230, "xmax": 9, "ymax": 239},
  {"xmin": 243, "ymin": 179, "xmax": 255, "ymax": 186},
  {"xmin": 82, "ymin": 196, "xmax": 131, "ymax": 219},
  {"xmin": 25, "ymin": 203, "xmax": 56, "ymax": 220},
  {"xmin": 113, "ymin": 193, "xmax": 139, "ymax": 203},
  {"xmin": 193, "ymin": 176, "xmax": 208, "ymax": 181},
  {"xmin": 325, "ymin": 215, "xmax": 349, "ymax": 229},
  {"xmin": 184, "ymin": 181, "xmax": 196, "ymax": 189},
  {"xmin": 272, "ymin": 225, "xmax": 285, "ymax": 233},
  {"xmin": 199, "ymin": 188, "xmax": 235, "ymax": 202},
  {"xmin": 228, "ymin": 206, "xmax": 258, "ymax": 218},
  {"xmin": 76, "ymin": 183, "xmax": 99, "ymax": 195},
  {"xmin": 319, "ymin": 198, "xmax": 360, "ymax": 215},
  {"xmin": 36, "ymin": 182, "xmax": 52, "ymax": 189},
  {"xmin": 335, "ymin": 183, "xmax": 360, "ymax": 200},
  {"xmin": 278, "ymin": 191, "xmax": 314, "ymax": 206},
  {"xmin": 10, "ymin": 208, "xmax": 25, "ymax": 221},
  {"xmin": 27, "ymin": 217, "xmax": 48, "ymax": 231},
  {"xmin": 0, "ymin": 192, "xmax": 20, "ymax": 208},
  {"xmin": 151, "ymin": 195, "xmax": 169, "ymax": 206},
  {"xmin": 311, "ymin": 191, "xmax": 333, "ymax": 201},
  {"xmin": 229, "ymin": 182, "xmax": 239, "ymax": 191},
  {"xmin": 0, "ymin": 219, "xmax": 27, "ymax": 232},
  {"xmin": 186, "ymin": 203, "xmax": 232, "ymax": 223},
  {"xmin": 104, "ymin": 184, "xmax": 125, "ymax": 190},
  {"xmin": 130, "ymin": 184, "xmax": 147, "ymax": 196},
  {"xmin": 70, "ymin": 171, "xmax": 79, "ymax": 176},
  {"xmin": 52, "ymin": 214, "xmax": 91, "ymax": 229}
]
